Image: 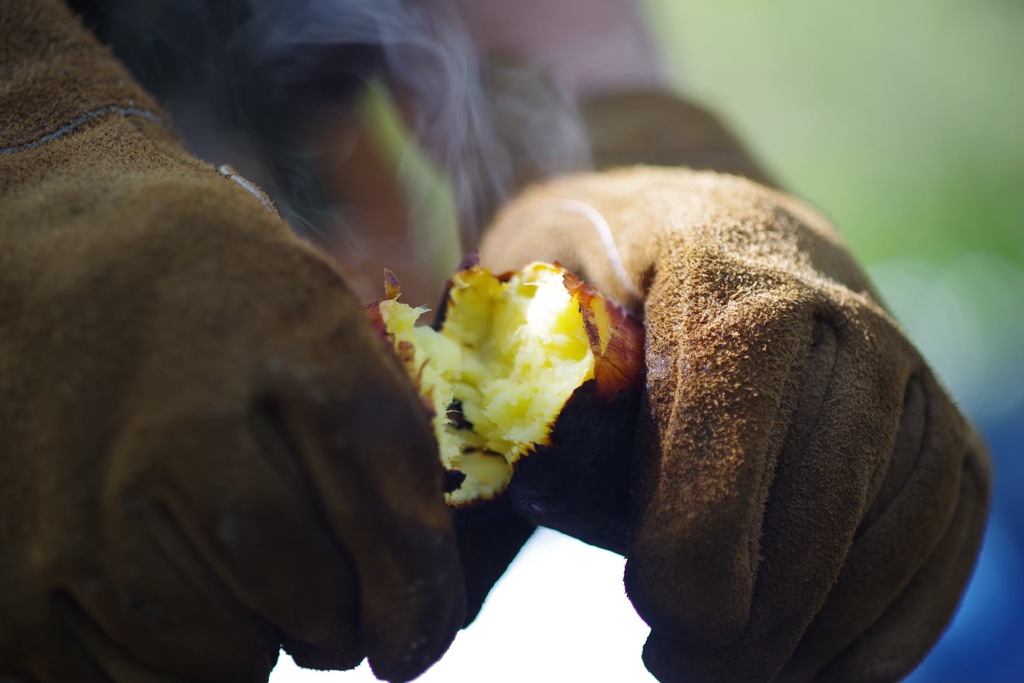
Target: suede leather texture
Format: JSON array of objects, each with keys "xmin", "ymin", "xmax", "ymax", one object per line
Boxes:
[
  {"xmin": 480, "ymin": 166, "xmax": 991, "ymax": 683},
  {"xmin": 1, "ymin": 1, "xmax": 992, "ymax": 682},
  {"xmin": 1, "ymin": 2, "xmax": 468, "ymax": 681}
]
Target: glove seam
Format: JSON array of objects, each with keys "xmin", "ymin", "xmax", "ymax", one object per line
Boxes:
[
  {"xmin": 816, "ymin": 446, "xmax": 986, "ymax": 682},
  {"xmin": 0, "ymin": 105, "xmax": 171, "ymax": 157},
  {"xmin": 853, "ymin": 371, "xmax": 926, "ymax": 542}
]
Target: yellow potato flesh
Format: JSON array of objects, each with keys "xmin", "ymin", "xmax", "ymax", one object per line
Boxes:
[{"xmin": 378, "ymin": 263, "xmax": 597, "ymax": 506}]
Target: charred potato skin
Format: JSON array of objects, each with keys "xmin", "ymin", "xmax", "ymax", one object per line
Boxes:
[
  {"xmin": 504, "ymin": 270, "xmax": 643, "ymax": 554},
  {"xmin": 508, "ymin": 379, "xmax": 640, "ymax": 554}
]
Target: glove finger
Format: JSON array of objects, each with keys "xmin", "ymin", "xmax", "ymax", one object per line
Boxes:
[
  {"xmin": 642, "ymin": 311, "xmax": 914, "ymax": 681},
  {"xmin": 630, "ymin": 289, "xmax": 916, "ymax": 681},
  {"xmin": 116, "ymin": 405, "xmax": 362, "ymax": 670},
  {"xmin": 780, "ymin": 370, "xmax": 977, "ymax": 679},
  {"xmin": 80, "ymin": 413, "xmax": 302, "ymax": 680},
  {"xmin": 275, "ymin": 337, "xmax": 466, "ymax": 683},
  {"xmin": 60, "ymin": 598, "xmax": 201, "ymax": 683},
  {"xmin": 623, "ymin": 256, "xmax": 818, "ymax": 646},
  {"xmin": 8, "ymin": 615, "xmax": 113, "ymax": 683},
  {"xmin": 810, "ymin": 427, "xmax": 990, "ymax": 683},
  {"xmin": 63, "ymin": 521, "xmax": 276, "ymax": 683}
]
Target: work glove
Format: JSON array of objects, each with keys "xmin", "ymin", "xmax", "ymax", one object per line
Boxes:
[
  {"xmin": 1, "ymin": 2, "xmax": 470, "ymax": 681},
  {"xmin": 478, "ymin": 165, "xmax": 991, "ymax": 683}
]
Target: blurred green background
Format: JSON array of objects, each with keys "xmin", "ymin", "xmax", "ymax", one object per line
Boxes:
[
  {"xmin": 645, "ymin": 0, "xmax": 1024, "ymax": 417},
  {"xmin": 645, "ymin": 1, "xmax": 1024, "ymax": 679},
  {"xmin": 647, "ymin": 0, "xmax": 1024, "ymax": 422},
  {"xmin": 648, "ymin": 0, "xmax": 1022, "ymax": 266}
]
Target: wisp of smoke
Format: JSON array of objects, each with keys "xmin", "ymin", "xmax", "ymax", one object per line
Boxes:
[{"xmin": 82, "ymin": 0, "xmax": 592, "ymax": 250}]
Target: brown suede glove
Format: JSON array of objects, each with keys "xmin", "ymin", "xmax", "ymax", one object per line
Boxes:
[
  {"xmin": 479, "ymin": 166, "xmax": 991, "ymax": 683},
  {"xmin": 1, "ymin": 2, "xmax": 467, "ymax": 682}
]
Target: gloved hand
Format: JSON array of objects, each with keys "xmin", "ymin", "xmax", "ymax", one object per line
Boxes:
[
  {"xmin": 1, "ymin": 2, "xmax": 466, "ymax": 681},
  {"xmin": 479, "ymin": 167, "xmax": 991, "ymax": 682}
]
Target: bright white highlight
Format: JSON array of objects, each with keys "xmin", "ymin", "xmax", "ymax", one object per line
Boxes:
[
  {"xmin": 218, "ymin": 164, "xmax": 275, "ymax": 212},
  {"xmin": 269, "ymin": 529, "xmax": 655, "ymax": 682}
]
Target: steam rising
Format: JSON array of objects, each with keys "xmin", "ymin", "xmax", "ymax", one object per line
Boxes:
[
  {"xmin": 237, "ymin": 0, "xmax": 592, "ymax": 243},
  {"xmin": 94, "ymin": 0, "xmax": 592, "ymax": 248}
]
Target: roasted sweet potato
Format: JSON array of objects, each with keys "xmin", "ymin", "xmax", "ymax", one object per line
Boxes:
[{"xmin": 365, "ymin": 261, "xmax": 644, "ymax": 552}]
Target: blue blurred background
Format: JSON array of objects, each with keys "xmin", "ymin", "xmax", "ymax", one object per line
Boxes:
[{"xmin": 645, "ymin": 0, "xmax": 1023, "ymax": 679}]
